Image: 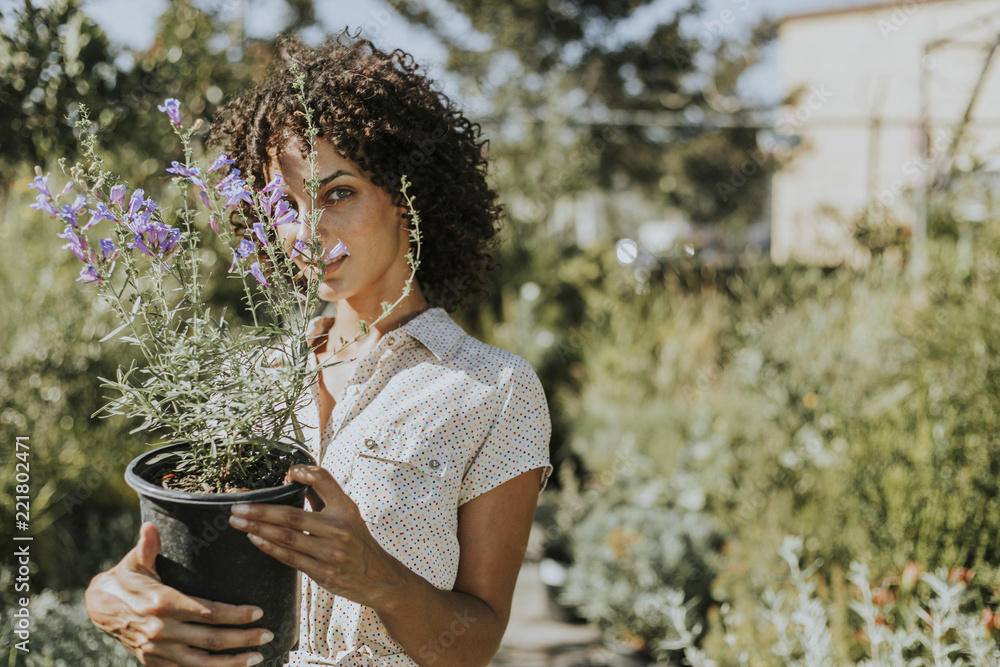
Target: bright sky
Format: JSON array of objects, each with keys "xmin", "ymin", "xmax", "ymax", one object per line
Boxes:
[{"xmin": 77, "ymin": 0, "xmax": 882, "ymax": 104}]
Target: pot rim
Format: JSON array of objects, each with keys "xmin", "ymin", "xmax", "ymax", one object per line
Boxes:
[{"xmin": 125, "ymin": 441, "xmax": 315, "ymax": 506}]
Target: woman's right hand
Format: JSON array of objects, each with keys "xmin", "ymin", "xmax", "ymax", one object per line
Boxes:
[{"xmin": 84, "ymin": 521, "xmax": 272, "ymax": 666}]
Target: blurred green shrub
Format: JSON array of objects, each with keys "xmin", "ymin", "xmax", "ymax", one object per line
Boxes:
[
  {"xmin": 1, "ymin": 569, "xmax": 137, "ymax": 665},
  {"xmin": 547, "ymin": 215, "xmax": 1000, "ymax": 658},
  {"xmin": 0, "ymin": 174, "xmax": 146, "ymax": 594},
  {"xmin": 559, "ymin": 468, "xmax": 722, "ymax": 659}
]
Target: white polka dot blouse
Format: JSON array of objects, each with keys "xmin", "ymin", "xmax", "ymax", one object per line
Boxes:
[{"xmin": 285, "ymin": 307, "xmax": 553, "ymax": 666}]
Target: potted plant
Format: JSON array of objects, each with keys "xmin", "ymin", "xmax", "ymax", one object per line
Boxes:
[{"xmin": 31, "ymin": 74, "xmax": 421, "ymax": 664}]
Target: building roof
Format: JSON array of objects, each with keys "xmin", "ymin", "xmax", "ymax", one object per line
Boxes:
[{"xmin": 781, "ymin": 0, "xmax": 963, "ymax": 24}]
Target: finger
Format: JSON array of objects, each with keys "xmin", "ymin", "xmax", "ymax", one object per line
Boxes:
[
  {"xmin": 240, "ymin": 530, "xmax": 327, "ymax": 579},
  {"xmin": 229, "ymin": 511, "xmax": 351, "ymax": 564},
  {"xmin": 126, "ymin": 522, "xmax": 162, "ymax": 580},
  {"xmin": 149, "ymin": 641, "xmax": 265, "ymax": 667},
  {"xmin": 169, "ymin": 594, "xmax": 265, "ymax": 627},
  {"xmin": 286, "ymin": 465, "xmax": 354, "ymax": 511},
  {"xmin": 228, "ymin": 504, "xmax": 341, "ymax": 547},
  {"xmin": 282, "ymin": 467, "xmax": 326, "ymax": 511},
  {"xmin": 162, "ymin": 618, "xmax": 274, "ymax": 652},
  {"xmin": 305, "ymin": 486, "xmax": 325, "ymax": 512}
]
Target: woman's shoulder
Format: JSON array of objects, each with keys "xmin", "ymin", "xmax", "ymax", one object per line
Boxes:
[{"xmin": 407, "ymin": 308, "xmax": 541, "ymax": 382}]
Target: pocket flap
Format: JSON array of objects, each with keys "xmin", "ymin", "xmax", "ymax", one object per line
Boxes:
[{"xmin": 357, "ymin": 430, "xmax": 458, "ymax": 478}]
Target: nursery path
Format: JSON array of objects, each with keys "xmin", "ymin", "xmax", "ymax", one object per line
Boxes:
[{"xmin": 491, "ymin": 560, "xmax": 608, "ymax": 667}]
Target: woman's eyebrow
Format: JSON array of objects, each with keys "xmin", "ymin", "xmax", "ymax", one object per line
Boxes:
[{"xmin": 317, "ymin": 169, "xmax": 356, "ymax": 188}]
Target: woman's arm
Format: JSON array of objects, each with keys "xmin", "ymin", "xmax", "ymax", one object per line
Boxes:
[
  {"xmin": 85, "ymin": 522, "xmax": 275, "ymax": 667},
  {"xmin": 229, "ymin": 464, "xmax": 544, "ymax": 667}
]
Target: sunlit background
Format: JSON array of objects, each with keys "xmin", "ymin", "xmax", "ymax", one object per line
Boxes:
[{"xmin": 4, "ymin": 0, "xmax": 1000, "ymax": 664}]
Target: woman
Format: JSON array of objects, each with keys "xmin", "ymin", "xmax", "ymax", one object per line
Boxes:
[{"xmin": 85, "ymin": 33, "xmax": 552, "ymax": 667}]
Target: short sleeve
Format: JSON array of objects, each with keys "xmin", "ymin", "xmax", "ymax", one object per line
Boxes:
[{"xmin": 459, "ymin": 356, "xmax": 553, "ymax": 505}]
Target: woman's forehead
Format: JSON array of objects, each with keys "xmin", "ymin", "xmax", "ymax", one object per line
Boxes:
[{"xmin": 264, "ymin": 140, "xmax": 373, "ymax": 194}]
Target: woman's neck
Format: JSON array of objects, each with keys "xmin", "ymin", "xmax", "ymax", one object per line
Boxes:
[{"xmin": 324, "ymin": 288, "xmax": 430, "ymax": 361}]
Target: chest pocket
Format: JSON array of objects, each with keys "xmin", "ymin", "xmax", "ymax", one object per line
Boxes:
[
  {"xmin": 356, "ymin": 430, "xmax": 459, "ymax": 478},
  {"xmin": 348, "ymin": 428, "xmax": 461, "ymax": 529}
]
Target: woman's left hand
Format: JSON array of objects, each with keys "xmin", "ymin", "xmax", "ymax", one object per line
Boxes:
[{"xmin": 228, "ymin": 465, "xmax": 407, "ymax": 612}]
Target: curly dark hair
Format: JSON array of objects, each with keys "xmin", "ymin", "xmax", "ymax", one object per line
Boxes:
[{"xmin": 207, "ymin": 31, "xmax": 501, "ymax": 311}]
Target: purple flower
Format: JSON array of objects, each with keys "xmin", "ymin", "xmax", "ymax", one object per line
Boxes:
[
  {"xmin": 324, "ymin": 239, "xmax": 349, "ymax": 262},
  {"xmin": 157, "ymin": 98, "xmax": 182, "ymax": 126},
  {"xmin": 77, "ymin": 264, "xmax": 104, "ymax": 284},
  {"xmin": 252, "ymin": 222, "xmax": 269, "ymax": 246},
  {"xmin": 216, "ymin": 168, "xmax": 252, "ymax": 209},
  {"xmin": 98, "ymin": 238, "xmax": 120, "ymax": 263},
  {"xmin": 260, "ymin": 173, "xmax": 285, "ymax": 194},
  {"xmin": 229, "ymin": 238, "xmax": 255, "ymax": 270},
  {"xmin": 209, "ymin": 215, "xmax": 220, "ymax": 235},
  {"xmin": 166, "ymin": 161, "xmax": 205, "ymax": 189},
  {"xmin": 127, "ymin": 189, "xmax": 145, "ymax": 219},
  {"xmin": 290, "ymin": 239, "xmax": 309, "ymax": 261},
  {"xmin": 129, "ymin": 219, "xmax": 182, "ymax": 259},
  {"xmin": 58, "ymin": 195, "xmax": 88, "ymax": 229},
  {"xmin": 28, "ymin": 174, "xmax": 51, "ymax": 198},
  {"xmin": 109, "ymin": 185, "xmax": 127, "ymax": 207},
  {"xmin": 59, "ymin": 225, "xmax": 89, "ymax": 262},
  {"xmin": 208, "ymin": 152, "xmax": 235, "ymax": 173},
  {"xmin": 225, "ymin": 188, "xmax": 252, "ymax": 209},
  {"xmin": 30, "ymin": 194, "xmax": 58, "ymax": 216},
  {"xmin": 199, "ymin": 190, "xmax": 212, "ymax": 209},
  {"xmin": 59, "ymin": 182, "xmax": 74, "ymax": 198},
  {"xmin": 86, "ymin": 203, "xmax": 118, "ymax": 230},
  {"xmin": 246, "ymin": 262, "xmax": 270, "ymax": 288},
  {"xmin": 270, "ymin": 198, "xmax": 298, "ymax": 226}
]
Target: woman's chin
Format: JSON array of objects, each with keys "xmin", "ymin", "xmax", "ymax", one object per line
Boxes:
[{"xmin": 317, "ymin": 283, "xmax": 345, "ymax": 302}]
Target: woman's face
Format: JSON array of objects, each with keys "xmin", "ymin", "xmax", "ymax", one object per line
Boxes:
[{"xmin": 265, "ymin": 137, "xmax": 412, "ymax": 303}]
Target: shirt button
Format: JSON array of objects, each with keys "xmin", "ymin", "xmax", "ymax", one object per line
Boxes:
[
  {"xmin": 386, "ymin": 335, "xmax": 397, "ymax": 346},
  {"xmin": 364, "ymin": 439, "xmax": 378, "ymax": 450},
  {"xmin": 428, "ymin": 459, "xmax": 440, "ymax": 470}
]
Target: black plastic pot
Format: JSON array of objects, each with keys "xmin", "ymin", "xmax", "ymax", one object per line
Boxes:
[{"xmin": 125, "ymin": 443, "xmax": 314, "ymax": 667}]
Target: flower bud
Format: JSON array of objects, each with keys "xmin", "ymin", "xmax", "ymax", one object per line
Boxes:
[
  {"xmin": 984, "ymin": 607, "xmax": 1000, "ymax": 633},
  {"xmin": 901, "ymin": 561, "xmax": 921, "ymax": 591},
  {"xmin": 871, "ymin": 587, "xmax": 893, "ymax": 607},
  {"xmin": 948, "ymin": 567, "xmax": 974, "ymax": 584}
]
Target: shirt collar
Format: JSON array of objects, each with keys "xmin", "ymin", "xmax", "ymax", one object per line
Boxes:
[{"xmin": 398, "ymin": 307, "xmax": 464, "ymax": 361}]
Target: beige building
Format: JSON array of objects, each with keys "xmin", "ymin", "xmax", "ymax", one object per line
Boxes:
[{"xmin": 772, "ymin": 0, "xmax": 1000, "ymax": 266}]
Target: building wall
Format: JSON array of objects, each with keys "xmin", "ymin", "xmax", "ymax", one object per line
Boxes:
[{"xmin": 772, "ymin": 0, "xmax": 1000, "ymax": 266}]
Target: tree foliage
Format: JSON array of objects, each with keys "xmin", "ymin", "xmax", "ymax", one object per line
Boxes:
[{"xmin": 387, "ymin": 0, "xmax": 774, "ymax": 229}]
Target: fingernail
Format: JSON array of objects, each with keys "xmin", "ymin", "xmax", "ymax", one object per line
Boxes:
[
  {"xmin": 246, "ymin": 654, "xmax": 264, "ymax": 666},
  {"xmin": 231, "ymin": 504, "xmax": 249, "ymax": 515},
  {"xmin": 260, "ymin": 630, "xmax": 274, "ymax": 643},
  {"xmin": 249, "ymin": 534, "xmax": 265, "ymax": 545},
  {"xmin": 229, "ymin": 516, "xmax": 248, "ymax": 528},
  {"xmin": 251, "ymin": 607, "xmax": 263, "ymax": 621}
]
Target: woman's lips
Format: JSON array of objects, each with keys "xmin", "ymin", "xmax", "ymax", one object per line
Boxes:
[{"xmin": 323, "ymin": 254, "xmax": 347, "ymax": 276}]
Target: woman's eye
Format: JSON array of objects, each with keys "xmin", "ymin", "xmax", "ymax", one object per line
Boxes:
[{"xmin": 327, "ymin": 188, "xmax": 352, "ymax": 203}]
